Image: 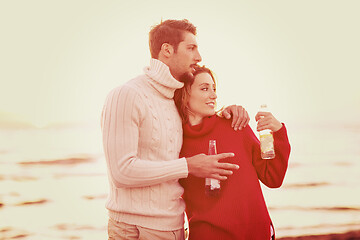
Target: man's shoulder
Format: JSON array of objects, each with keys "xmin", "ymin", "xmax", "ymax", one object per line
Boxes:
[{"xmin": 108, "ymin": 75, "xmax": 148, "ymax": 95}]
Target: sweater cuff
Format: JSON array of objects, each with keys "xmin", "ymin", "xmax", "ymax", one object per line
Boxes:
[
  {"xmin": 179, "ymin": 157, "xmax": 189, "ymax": 178},
  {"xmin": 273, "ymin": 123, "xmax": 287, "ymax": 136}
]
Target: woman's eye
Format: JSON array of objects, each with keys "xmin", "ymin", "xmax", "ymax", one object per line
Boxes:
[{"xmin": 201, "ymin": 88, "xmax": 208, "ymax": 91}]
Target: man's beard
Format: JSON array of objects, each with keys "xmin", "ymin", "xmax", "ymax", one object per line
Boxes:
[{"xmin": 179, "ymin": 71, "xmax": 195, "ymax": 83}]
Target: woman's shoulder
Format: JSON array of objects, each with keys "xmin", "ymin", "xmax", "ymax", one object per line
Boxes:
[
  {"xmin": 213, "ymin": 115, "xmax": 240, "ymax": 134},
  {"xmin": 213, "ymin": 114, "xmax": 230, "ymax": 124},
  {"xmin": 214, "ymin": 115, "xmax": 256, "ymax": 135}
]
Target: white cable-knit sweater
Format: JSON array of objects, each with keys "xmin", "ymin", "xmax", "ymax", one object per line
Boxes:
[{"xmin": 101, "ymin": 59, "xmax": 189, "ymax": 231}]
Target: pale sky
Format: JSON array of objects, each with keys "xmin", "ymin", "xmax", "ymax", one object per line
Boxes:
[{"xmin": 1, "ymin": 0, "xmax": 359, "ymax": 128}]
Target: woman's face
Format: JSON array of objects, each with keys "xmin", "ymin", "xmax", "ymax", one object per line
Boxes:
[{"xmin": 187, "ymin": 72, "xmax": 217, "ymax": 125}]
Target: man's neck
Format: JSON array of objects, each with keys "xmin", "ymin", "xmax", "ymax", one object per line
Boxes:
[{"xmin": 156, "ymin": 56, "xmax": 181, "ymax": 81}]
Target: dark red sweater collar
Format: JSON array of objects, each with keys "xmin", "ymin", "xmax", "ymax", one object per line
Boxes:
[{"xmin": 183, "ymin": 115, "xmax": 218, "ymax": 138}]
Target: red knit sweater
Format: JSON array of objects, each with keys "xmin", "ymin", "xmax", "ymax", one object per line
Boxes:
[{"xmin": 179, "ymin": 115, "xmax": 291, "ymax": 240}]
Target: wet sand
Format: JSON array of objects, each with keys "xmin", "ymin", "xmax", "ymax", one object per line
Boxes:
[{"xmin": 278, "ymin": 230, "xmax": 360, "ymax": 240}]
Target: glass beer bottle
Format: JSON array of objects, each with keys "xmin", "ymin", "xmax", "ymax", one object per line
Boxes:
[
  {"xmin": 259, "ymin": 104, "xmax": 275, "ymax": 159},
  {"xmin": 205, "ymin": 140, "xmax": 221, "ymax": 196}
]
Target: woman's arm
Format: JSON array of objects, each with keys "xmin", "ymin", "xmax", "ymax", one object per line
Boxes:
[{"xmin": 245, "ymin": 112, "xmax": 291, "ymax": 188}]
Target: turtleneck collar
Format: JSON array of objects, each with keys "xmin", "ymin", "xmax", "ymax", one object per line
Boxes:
[
  {"xmin": 143, "ymin": 58, "xmax": 184, "ymax": 99},
  {"xmin": 183, "ymin": 115, "xmax": 219, "ymax": 138}
]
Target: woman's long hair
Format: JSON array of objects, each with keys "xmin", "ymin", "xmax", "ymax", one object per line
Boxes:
[{"xmin": 174, "ymin": 65, "xmax": 217, "ymax": 124}]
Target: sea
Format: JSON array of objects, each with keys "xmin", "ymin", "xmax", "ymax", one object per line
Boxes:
[{"xmin": 0, "ymin": 122, "xmax": 359, "ymax": 239}]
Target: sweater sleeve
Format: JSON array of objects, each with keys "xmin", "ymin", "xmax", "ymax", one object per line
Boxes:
[
  {"xmin": 247, "ymin": 124, "xmax": 291, "ymax": 188},
  {"xmin": 101, "ymin": 85, "xmax": 188, "ymax": 188}
]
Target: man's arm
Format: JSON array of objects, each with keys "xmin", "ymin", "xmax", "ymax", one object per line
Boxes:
[
  {"xmin": 102, "ymin": 86, "xmax": 188, "ymax": 188},
  {"xmin": 186, "ymin": 153, "xmax": 239, "ymax": 180}
]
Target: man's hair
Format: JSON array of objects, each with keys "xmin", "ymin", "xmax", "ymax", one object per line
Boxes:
[{"xmin": 149, "ymin": 19, "xmax": 197, "ymax": 59}]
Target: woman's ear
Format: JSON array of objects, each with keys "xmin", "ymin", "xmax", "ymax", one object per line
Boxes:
[{"xmin": 160, "ymin": 43, "xmax": 174, "ymax": 58}]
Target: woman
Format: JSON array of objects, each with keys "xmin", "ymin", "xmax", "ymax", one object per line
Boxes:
[{"xmin": 174, "ymin": 66, "xmax": 291, "ymax": 240}]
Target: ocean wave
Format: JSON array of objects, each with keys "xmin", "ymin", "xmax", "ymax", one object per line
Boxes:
[
  {"xmin": 288, "ymin": 162, "xmax": 303, "ymax": 168},
  {"xmin": 269, "ymin": 206, "xmax": 360, "ymax": 212},
  {"xmin": 0, "ymin": 174, "xmax": 39, "ymax": 182},
  {"xmin": 334, "ymin": 161, "xmax": 354, "ymax": 166},
  {"xmin": 0, "ymin": 227, "xmax": 31, "ymax": 240},
  {"xmin": 53, "ymin": 223, "xmax": 105, "ymax": 231},
  {"xmin": 0, "ymin": 196, "xmax": 50, "ymax": 208},
  {"xmin": 284, "ymin": 182, "xmax": 330, "ymax": 188},
  {"xmin": 16, "ymin": 199, "xmax": 49, "ymax": 206},
  {"xmin": 82, "ymin": 194, "xmax": 107, "ymax": 200},
  {"xmin": 54, "ymin": 172, "xmax": 106, "ymax": 179},
  {"xmin": 0, "ymin": 149, "xmax": 9, "ymax": 154},
  {"xmin": 18, "ymin": 155, "xmax": 95, "ymax": 166},
  {"xmin": 277, "ymin": 223, "xmax": 360, "ymax": 239},
  {"xmin": 278, "ymin": 229, "xmax": 360, "ymax": 240}
]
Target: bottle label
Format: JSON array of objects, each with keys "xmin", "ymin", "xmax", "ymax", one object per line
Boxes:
[
  {"xmin": 206, "ymin": 178, "xmax": 221, "ymax": 190},
  {"xmin": 260, "ymin": 133, "xmax": 274, "ymax": 153}
]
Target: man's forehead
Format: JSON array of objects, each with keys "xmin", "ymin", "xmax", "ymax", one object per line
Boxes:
[{"xmin": 180, "ymin": 32, "xmax": 198, "ymax": 46}]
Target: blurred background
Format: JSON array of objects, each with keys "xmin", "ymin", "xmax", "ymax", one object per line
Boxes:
[{"xmin": 0, "ymin": 0, "xmax": 359, "ymax": 239}]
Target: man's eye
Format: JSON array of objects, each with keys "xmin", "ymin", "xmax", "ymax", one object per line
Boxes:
[{"xmin": 201, "ymin": 88, "xmax": 208, "ymax": 91}]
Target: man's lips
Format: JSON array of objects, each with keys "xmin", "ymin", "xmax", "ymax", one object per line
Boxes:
[{"xmin": 190, "ymin": 64, "xmax": 199, "ymax": 72}]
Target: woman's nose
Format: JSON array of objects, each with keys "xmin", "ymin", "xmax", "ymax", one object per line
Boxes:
[{"xmin": 211, "ymin": 92, "xmax": 217, "ymax": 99}]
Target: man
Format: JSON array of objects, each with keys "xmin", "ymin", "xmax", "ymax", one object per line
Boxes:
[{"xmin": 101, "ymin": 19, "xmax": 249, "ymax": 240}]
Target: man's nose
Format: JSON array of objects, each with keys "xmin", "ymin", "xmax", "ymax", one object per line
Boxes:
[{"xmin": 195, "ymin": 50, "xmax": 202, "ymax": 62}]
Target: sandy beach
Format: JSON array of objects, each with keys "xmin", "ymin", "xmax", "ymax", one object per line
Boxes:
[
  {"xmin": 278, "ymin": 230, "xmax": 360, "ymax": 240},
  {"xmin": 1, "ymin": 123, "xmax": 359, "ymax": 239}
]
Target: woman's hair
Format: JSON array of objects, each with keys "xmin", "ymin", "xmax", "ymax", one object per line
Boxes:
[
  {"xmin": 174, "ymin": 65, "xmax": 217, "ymax": 124},
  {"xmin": 149, "ymin": 19, "xmax": 197, "ymax": 59}
]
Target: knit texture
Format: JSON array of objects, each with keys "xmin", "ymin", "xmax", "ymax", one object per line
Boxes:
[
  {"xmin": 101, "ymin": 58, "xmax": 189, "ymax": 231},
  {"xmin": 180, "ymin": 115, "xmax": 291, "ymax": 240}
]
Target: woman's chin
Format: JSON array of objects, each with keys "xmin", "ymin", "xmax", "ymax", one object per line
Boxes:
[{"xmin": 206, "ymin": 111, "xmax": 216, "ymax": 117}]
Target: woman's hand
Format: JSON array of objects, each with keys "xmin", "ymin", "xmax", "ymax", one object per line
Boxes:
[{"xmin": 255, "ymin": 111, "xmax": 282, "ymax": 132}]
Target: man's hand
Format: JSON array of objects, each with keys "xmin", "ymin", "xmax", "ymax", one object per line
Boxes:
[
  {"xmin": 186, "ymin": 153, "xmax": 239, "ymax": 180},
  {"xmin": 221, "ymin": 105, "xmax": 250, "ymax": 131},
  {"xmin": 255, "ymin": 111, "xmax": 282, "ymax": 132}
]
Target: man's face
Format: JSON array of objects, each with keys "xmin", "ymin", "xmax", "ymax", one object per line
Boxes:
[{"xmin": 168, "ymin": 32, "xmax": 202, "ymax": 82}]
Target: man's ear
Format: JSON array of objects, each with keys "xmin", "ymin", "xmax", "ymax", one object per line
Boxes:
[{"xmin": 160, "ymin": 43, "xmax": 174, "ymax": 58}]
